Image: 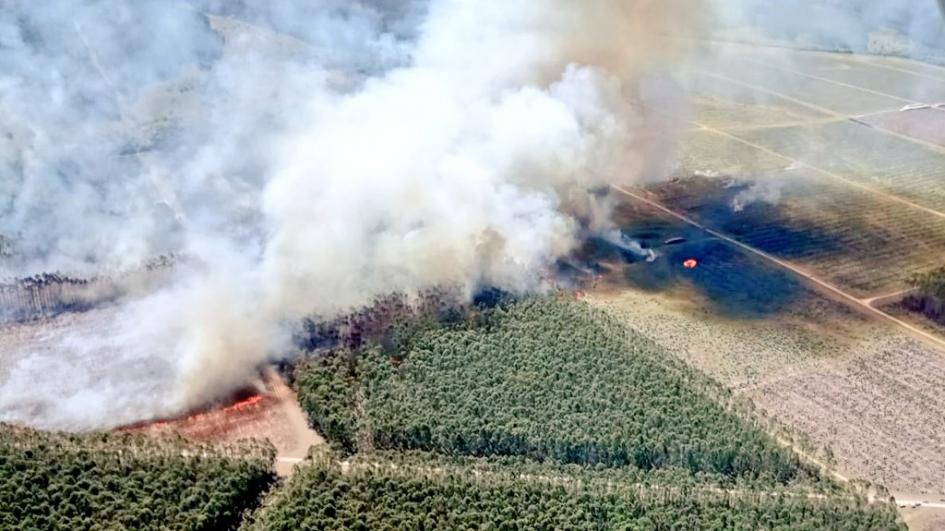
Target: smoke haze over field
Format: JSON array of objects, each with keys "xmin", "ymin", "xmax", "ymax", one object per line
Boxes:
[
  {"xmin": 711, "ymin": 0, "xmax": 945, "ymax": 61},
  {"xmin": 3, "ymin": 0, "xmax": 942, "ymax": 431},
  {"xmin": 3, "ymin": 0, "xmax": 942, "ymax": 430},
  {"xmin": 0, "ymin": 0, "xmax": 703, "ymax": 429}
]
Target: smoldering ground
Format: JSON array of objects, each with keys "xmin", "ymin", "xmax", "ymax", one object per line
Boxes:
[{"xmin": 0, "ymin": 0, "xmax": 705, "ymax": 430}]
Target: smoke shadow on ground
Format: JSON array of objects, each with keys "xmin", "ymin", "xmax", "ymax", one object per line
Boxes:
[
  {"xmin": 573, "ymin": 195, "xmax": 811, "ymax": 319},
  {"xmin": 649, "ymin": 176, "xmax": 847, "ymax": 262},
  {"xmin": 624, "ymin": 222, "xmax": 804, "ymax": 318}
]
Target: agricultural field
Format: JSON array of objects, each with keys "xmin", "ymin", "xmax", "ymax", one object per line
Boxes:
[
  {"xmin": 591, "ymin": 196, "xmax": 945, "ymax": 495},
  {"xmin": 593, "ymin": 283, "xmax": 945, "ymax": 495},
  {"xmin": 646, "ymin": 169, "xmax": 945, "ymax": 297},
  {"xmin": 667, "ymin": 129, "xmax": 786, "ymax": 181},
  {"xmin": 244, "ymin": 450, "xmax": 902, "ymax": 531},
  {"xmin": 697, "ymin": 52, "xmax": 906, "ymax": 116},
  {"xmin": 0, "ymin": 424, "xmax": 275, "ymax": 530},
  {"xmin": 3, "ymin": 17, "xmax": 945, "ymax": 530},
  {"xmin": 730, "ymin": 121, "xmax": 945, "ymax": 215},
  {"xmin": 726, "ymin": 48, "xmax": 945, "ymax": 105},
  {"xmin": 861, "ymin": 108, "xmax": 945, "ymax": 149},
  {"xmin": 676, "ymin": 72, "xmax": 829, "ymax": 130},
  {"xmin": 596, "ymin": 45, "xmax": 945, "ymax": 529}
]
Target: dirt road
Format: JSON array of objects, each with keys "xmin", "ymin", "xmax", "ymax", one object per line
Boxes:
[
  {"xmin": 611, "ymin": 185, "xmax": 945, "ymax": 356},
  {"xmin": 262, "ymin": 366, "xmax": 324, "ymax": 476}
]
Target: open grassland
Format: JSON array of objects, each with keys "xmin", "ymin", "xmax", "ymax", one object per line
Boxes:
[
  {"xmin": 244, "ymin": 450, "xmax": 902, "ymax": 531},
  {"xmin": 295, "ymin": 297, "xmax": 821, "ymax": 486},
  {"xmin": 0, "ymin": 424, "xmax": 275, "ymax": 530}
]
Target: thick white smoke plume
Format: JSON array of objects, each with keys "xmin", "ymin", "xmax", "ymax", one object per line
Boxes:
[{"xmin": 0, "ymin": 0, "xmax": 701, "ymax": 429}]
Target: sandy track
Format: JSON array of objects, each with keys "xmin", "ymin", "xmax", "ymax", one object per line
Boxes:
[
  {"xmin": 123, "ymin": 366, "xmax": 322, "ymax": 477},
  {"xmin": 612, "ymin": 185, "xmax": 945, "ymax": 355}
]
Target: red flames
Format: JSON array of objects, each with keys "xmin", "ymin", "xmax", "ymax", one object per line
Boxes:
[
  {"xmin": 182, "ymin": 394, "xmax": 264, "ymax": 423},
  {"xmin": 683, "ymin": 258, "xmax": 698, "ymax": 269}
]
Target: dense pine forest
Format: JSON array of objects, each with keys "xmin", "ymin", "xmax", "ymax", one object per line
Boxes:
[
  {"xmin": 0, "ymin": 425, "xmax": 275, "ymax": 530},
  {"xmin": 295, "ymin": 297, "xmax": 818, "ymax": 484},
  {"xmin": 288, "ymin": 296, "xmax": 904, "ymax": 530},
  {"xmin": 243, "ymin": 450, "xmax": 904, "ymax": 531}
]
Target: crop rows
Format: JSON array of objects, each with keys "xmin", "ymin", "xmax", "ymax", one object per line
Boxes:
[
  {"xmin": 670, "ymin": 130, "xmax": 786, "ymax": 181},
  {"xmin": 589, "ymin": 288, "xmax": 863, "ymax": 390},
  {"xmin": 733, "ymin": 121, "xmax": 945, "ymax": 214},
  {"xmin": 747, "ymin": 335, "xmax": 945, "ymax": 493},
  {"xmin": 704, "ymin": 54, "xmax": 904, "ymax": 115},
  {"xmin": 681, "ymin": 71, "xmax": 829, "ymax": 130},
  {"xmin": 648, "ymin": 170, "xmax": 945, "ymax": 296},
  {"xmin": 588, "ymin": 231, "xmax": 945, "ymax": 495},
  {"xmin": 736, "ymin": 49, "xmax": 945, "ymax": 104},
  {"xmin": 862, "ymin": 108, "xmax": 945, "ymax": 149}
]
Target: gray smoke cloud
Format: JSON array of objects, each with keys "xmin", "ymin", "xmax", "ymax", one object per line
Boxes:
[
  {"xmin": 710, "ymin": 0, "xmax": 945, "ymax": 61},
  {"xmin": 0, "ymin": 0, "xmax": 703, "ymax": 429}
]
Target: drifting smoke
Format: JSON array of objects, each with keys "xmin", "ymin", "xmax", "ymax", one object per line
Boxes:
[
  {"xmin": 0, "ymin": 0, "xmax": 703, "ymax": 429},
  {"xmin": 710, "ymin": 0, "xmax": 945, "ymax": 62}
]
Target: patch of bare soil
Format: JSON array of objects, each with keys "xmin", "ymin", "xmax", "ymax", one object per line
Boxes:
[
  {"xmin": 900, "ymin": 508, "xmax": 945, "ymax": 531},
  {"xmin": 121, "ymin": 368, "xmax": 323, "ymax": 476}
]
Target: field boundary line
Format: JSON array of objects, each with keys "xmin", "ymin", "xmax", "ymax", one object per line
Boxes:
[
  {"xmin": 710, "ymin": 126, "xmax": 945, "ymax": 221},
  {"xmin": 713, "ymin": 117, "xmax": 847, "ymax": 133},
  {"xmin": 853, "ymin": 57, "xmax": 945, "ymax": 85},
  {"xmin": 699, "ymin": 62, "xmax": 945, "ymax": 158},
  {"xmin": 698, "ymin": 39, "xmax": 945, "ymax": 81},
  {"xmin": 679, "ymin": 94, "xmax": 945, "ymax": 222},
  {"xmin": 863, "ymin": 288, "xmax": 916, "ymax": 307},
  {"xmin": 735, "ymin": 55, "xmax": 916, "ymax": 105},
  {"xmin": 329, "ymin": 458, "xmax": 859, "ymax": 505},
  {"xmin": 610, "ymin": 185, "xmax": 945, "ymax": 357},
  {"xmin": 694, "ymin": 69, "xmax": 847, "ymax": 119}
]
